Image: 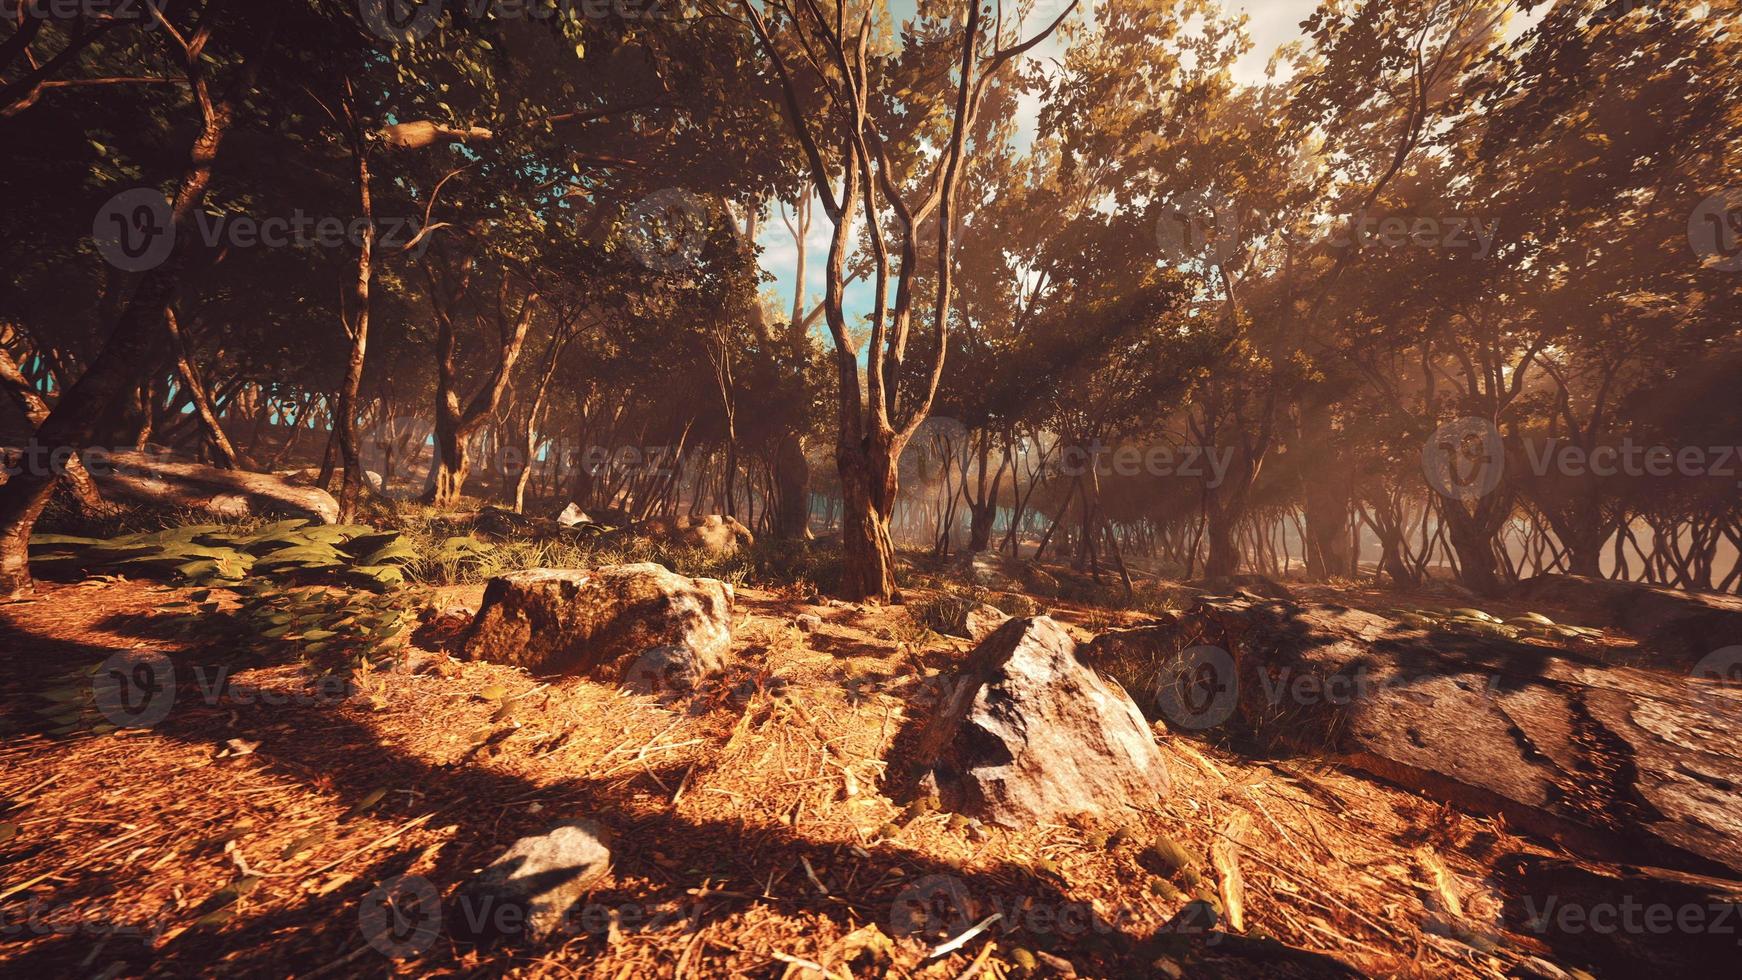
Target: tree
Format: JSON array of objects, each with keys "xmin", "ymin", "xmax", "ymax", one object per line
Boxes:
[{"xmin": 739, "ymin": 0, "xmax": 1075, "ymax": 599}]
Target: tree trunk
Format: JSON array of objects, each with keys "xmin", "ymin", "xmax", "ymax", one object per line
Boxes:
[
  {"xmin": 421, "ymin": 272, "xmax": 537, "ymax": 509},
  {"xmin": 333, "ymin": 94, "xmax": 374, "ymax": 522},
  {"xmin": 164, "ymin": 308, "xmax": 241, "ymax": 469},
  {"xmin": 0, "ymin": 347, "xmax": 111, "ymax": 518},
  {"xmin": 0, "ymin": 21, "xmax": 249, "ymax": 596},
  {"xmin": 1442, "ymin": 499, "xmax": 1508, "ymax": 597},
  {"xmin": 428, "ymin": 424, "xmax": 470, "ymax": 510},
  {"xmin": 837, "ymin": 429, "xmax": 900, "ymax": 601},
  {"xmin": 1204, "ymin": 500, "xmax": 1241, "ymax": 578},
  {"xmin": 772, "ymin": 431, "xmax": 810, "ymax": 538},
  {"xmin": 1300, "ymin": 398, "xmax": 1352, "ymax": 579}
]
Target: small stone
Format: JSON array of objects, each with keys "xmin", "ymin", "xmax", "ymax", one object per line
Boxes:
[
  {"xmin": 451, "ymin": 821, "xmax": 611, "ymax": 944},
  {"xmin": 1149, "ymin": 879, "xmax": 1184, "ymax": 902},
  {"xmin": 795, "ymin": 614, "xmax": 823, "ymax": 633},
  {"xmin": 1146, "ymin": 836, "xmax": 1196, "ymax": 878},
  {"xmin": 1032, "ymin": 950, "xmax": 1078, "ymax": 977}
]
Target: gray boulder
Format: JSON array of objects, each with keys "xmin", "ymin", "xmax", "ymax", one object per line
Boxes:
[
  {"xmin": 913, "ymin": 616, "xmax": 1170, "ymax": 827},
  {"xmin": 464, "ymin": 563, "xmax": 734, "ymax": 682},
  {"xmin": 451, "ymin": 820, "xmax": 612, "ymax": 944}
]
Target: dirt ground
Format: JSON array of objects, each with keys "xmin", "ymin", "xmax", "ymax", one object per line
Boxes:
[{"xmin": 0, "ymin": 573, "xmax": 1632, "ymax": 978}]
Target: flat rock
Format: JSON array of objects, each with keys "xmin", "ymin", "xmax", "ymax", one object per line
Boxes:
[
  {"xmin": 912, "ymin": 616, "xmax": 1170, "ymax": 827},
  {"xmin": 1514, "ymin": 573, "xmax": 1742, "ymax": 665},
  {"xmin": 464, "ymin": 564, "xmax": 734, "ymax": 681},
  {"xmin": 1494, "ymin": 854, "xmax": 1742, "ymax": 976},
  {"xmin": 451, "ymin": 820, "xmax": 611, "ymax": 944},
  {"xmin": 1091, "ymin": 598, "xmax": 1742, "ymax": 878}
]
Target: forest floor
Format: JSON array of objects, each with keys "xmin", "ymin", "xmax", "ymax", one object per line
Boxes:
[{"xmin": 0, "ymin": 554, "xmax": 1675, "ymax": 979}]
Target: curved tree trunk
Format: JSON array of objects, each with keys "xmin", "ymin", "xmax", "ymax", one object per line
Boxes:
[
  {"xmin": 0, "ymin": 6, "xmax": 260, "ymax": 596},
  {"xmin": 0, "ymin": 347, "xmax": 110, "ymax": 519},
  {"xmin": 422, "ymin": 269, "xmax": 538, "ymax": 509},
  {"xmin": 1441, "ymin": 496, "xmax": 1510, "ymax": 597},
  {"xmin": 164, "ymin": 307, "xmax": 241, "ymax": 470},
  {"xmin": 837, "ymin": 429, "xmax": 900, "ymax": 601}
]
